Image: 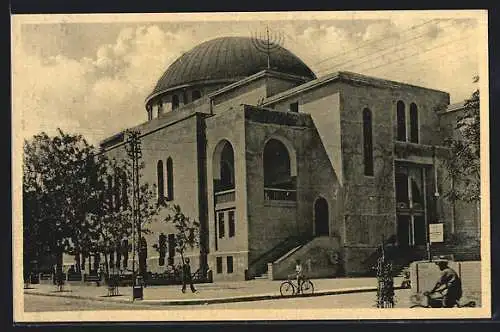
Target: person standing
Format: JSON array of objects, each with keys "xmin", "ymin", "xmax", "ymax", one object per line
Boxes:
[{"xmin": 181, "ymin": 258, "xmax": 197, "ymax": 293}]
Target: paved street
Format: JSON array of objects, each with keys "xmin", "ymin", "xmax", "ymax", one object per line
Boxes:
[{"xmin": 25, "ymin": 290, "xmax": 413, "ymax": 312}]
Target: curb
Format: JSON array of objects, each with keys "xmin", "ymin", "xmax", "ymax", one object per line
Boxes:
[{"xmin": 25, "ymin": 286, "xmax": 404, "ymax": 306}]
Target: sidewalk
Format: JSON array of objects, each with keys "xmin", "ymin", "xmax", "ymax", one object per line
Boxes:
[{"xmin": 24, "ymin": 277, "xmax": 404, "ymax": 306}]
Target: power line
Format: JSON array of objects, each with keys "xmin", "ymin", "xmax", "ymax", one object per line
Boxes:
[
  {"xmin": 314, "ymin": 28, "xmax": 474, "ymax": 78},
  {"xmin": 345, "ymin": 32, "xmax": 475, "ymax": 75},
  {"xmin": 374, "ymin": 44, "xmax": 471, "ymax": 78},
  {"xmin": 313, "ymin": 19, "xmax": 439, "ymax": 67},
  {"xmin": 314, "ymin": 19, "xmax": 468, "ymax": 74}
]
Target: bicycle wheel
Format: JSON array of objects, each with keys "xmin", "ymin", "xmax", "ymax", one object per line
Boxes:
[
  {"xmin": 300, "ymin": 280, "xmax": 314, "ymax": 295},
  {"xmin": 280, "ymin": 281, "xmax": 295, "ymax": 296}
]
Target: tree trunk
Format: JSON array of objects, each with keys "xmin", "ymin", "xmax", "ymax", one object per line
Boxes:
[
  {"xmin": 55, "ymin": 246, "xmax": 64, "ymax": 286},
  {"xmin": 75, "ymin": 251, "xmax": 81, "ymax": 273},
  {"xmin": 103, "ymin": 251, "xmax": 109, "ymax": 281}
]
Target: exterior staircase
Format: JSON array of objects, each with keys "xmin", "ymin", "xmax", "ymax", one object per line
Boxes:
[
  {"xmin": 246, "ymin": 235, "xmax": 313, "ymax": 280},
  {"xmin": 267, "ymin": 236, "xmax": 342, "ymax": 280}
]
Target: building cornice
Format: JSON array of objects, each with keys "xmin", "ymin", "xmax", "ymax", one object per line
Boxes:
[{"xmin": 263, "ymin": 71, "xmax": 450, "ymax": 106}]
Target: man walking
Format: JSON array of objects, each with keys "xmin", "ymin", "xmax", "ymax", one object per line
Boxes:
[{"xmin": 181, "ymin": 258, "xmax": 197, "ymax": 293}]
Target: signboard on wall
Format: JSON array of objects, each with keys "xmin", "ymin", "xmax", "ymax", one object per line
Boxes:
[{"xmin": 429, "ymin": 223, "xmax": 444, "ymax": 243}]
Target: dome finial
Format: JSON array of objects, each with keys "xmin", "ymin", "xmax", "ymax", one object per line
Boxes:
[{"xmin": 251, "ymin": 26, "xmax": 284, "ymax": 70}]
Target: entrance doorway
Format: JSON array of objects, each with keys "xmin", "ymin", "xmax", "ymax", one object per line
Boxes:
[
  {"xmin": 395, "ymin": 165, "xmax": 428, "ymax": 246},
  {"xmin": 314, "ymin": 197, "xmax": 329, "ymax": 236}
]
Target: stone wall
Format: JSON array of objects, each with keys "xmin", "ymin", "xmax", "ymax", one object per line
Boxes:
[
  {"xmin": 102, "ymin": 113, "xmax": 203, "ymax": 274},
  {"xmin": 205, "ymin": 105, "xmax": 248, "ymax": 280}
]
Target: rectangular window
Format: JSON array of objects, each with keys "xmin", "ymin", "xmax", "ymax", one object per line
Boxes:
[
  {"xmin": 227, "ymin": 256, "xmax": 234, "ymax": 274},
  {"xmin": 228, "ymin": 210, "xmax": 235, "ymax": 237},
  {"xmin": 216, "ymin": 257, "xmax": 223, "ymax": 274},
  {"xmin": 168, "ymin": 233, "xmax": 175, "ymax": 259},
  {"xmin": 289, "ymin": 101, "xmax": 299, "ymax": 113},
  {"xmin": 218, "ymin": 212, "xmax": 225, "ymax": 238}
]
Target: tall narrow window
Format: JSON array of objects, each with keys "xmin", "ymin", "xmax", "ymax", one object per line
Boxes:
[
  {"xmin": 167, "ymin": 233, "xmax": 175, "ymax": 259},
  {"xmin": 228, "ymin": 210, "xmax": 235, "ymax": 237},
  {"xmin": 172, "ymin": 95, "xmax": 179, "ymax": 110},
  {"xmin": 409, "ymin": 103, "xmax": 419, "ymax": 143},
  {"xmin": 363, "ymin": 108, "xmax": 374, "ymax": 176},
  {"xmin": 192, "ymin": 90, "xmax": 201, "ymax": 101},
  {"xmin": 396, "ymin": 101, "xmax": 406, "ymax": 141},
  {"xmin": 227, "ymin": 256, "xmax": 234, "ymax": 274},
  {"xmin": 218, "ymin": 212, "xmax": 225, "ymax": 238},
  {"xmin": 158, "ymin": 101, "xmax": 163, "ymax": 116},
  {"xmin": 166, "ymin": 157, "xmax": 174, "ymax": 201},
  {"xmin": 157, "ymin": 160, "xmax": 164, "ymax": 202},
  {"xmin": 216, "ymin": 257, "xmax": 223, "ymax": 274},
  {"xmin": 147, "ymin": 105, "xmax": 153, "ymax": 121}
]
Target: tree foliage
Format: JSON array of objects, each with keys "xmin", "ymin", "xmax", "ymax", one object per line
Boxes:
[
  {"xmin": 164, "ymin": 205, "xmax": 200, "ymax": 263},
  {"xmin": 23, "ymin": 129, "xmax": 97, "ymax": 276},
  {"xmin": 444, "ymin": 81, "xmax": 480, "ymax": 202},
  {"xmin": 23, "ymin": 129, "xmax": 162, "ymax": 280}
]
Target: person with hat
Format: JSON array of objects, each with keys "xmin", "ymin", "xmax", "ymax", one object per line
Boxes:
[{"xmin": 428, "ymin": 259, "xmax": 463, "ymax": 308}]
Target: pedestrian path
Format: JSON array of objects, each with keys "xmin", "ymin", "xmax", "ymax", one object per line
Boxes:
[{"xmin": 24, "ymin": 277, "xmax": 404, "ymax": 306}]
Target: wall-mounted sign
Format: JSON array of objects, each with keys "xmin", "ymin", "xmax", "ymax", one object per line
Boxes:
[{"xmin": 429, "ymin": 223, "xmax": 444, "ymax": 243}]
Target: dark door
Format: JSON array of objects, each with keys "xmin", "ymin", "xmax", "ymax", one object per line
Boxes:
[
  {"xmin": 397, "ymin": 215, "xmax": 410, "ymax": 247},
  {"xmin": 314, "ymin": 198, "xmax": 329, "ymax": 236}
]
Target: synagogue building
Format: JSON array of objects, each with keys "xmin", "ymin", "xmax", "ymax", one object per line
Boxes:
[{"xmin": 100, "ymin": 36, "xmax": 480, "ymax": 280}]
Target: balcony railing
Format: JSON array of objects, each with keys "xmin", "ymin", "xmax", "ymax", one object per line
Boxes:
[
  {"xmin": 264, "ymin": 188, "xmax": 297, "ymax": 201},
  {"xmin": 215, "ymin": 189, "xmax": 235, "ymax": 205}
]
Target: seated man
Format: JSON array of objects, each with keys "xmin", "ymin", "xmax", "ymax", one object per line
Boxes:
[{"xmin": 428, "ymin": 259, "xmax": 463, "ymax": 308}]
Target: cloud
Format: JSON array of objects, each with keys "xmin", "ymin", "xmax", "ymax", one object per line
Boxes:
[
  {"xmin": 15, "ymin": 19, "xmax": 481, "ymax": 145},
  {"xmin": 285, "ymin": 19, "xmax": 479, "ymax": 102}
]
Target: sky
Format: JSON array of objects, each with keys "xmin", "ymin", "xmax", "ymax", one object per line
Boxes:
[{"xmin": 13, "ymin": 12, "xmax": 486, "ymax": 146}]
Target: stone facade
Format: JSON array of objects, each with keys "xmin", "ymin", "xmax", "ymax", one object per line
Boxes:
[{"xmin": 98, "ymin": 43, "xmax": 480, "ymax": 280}]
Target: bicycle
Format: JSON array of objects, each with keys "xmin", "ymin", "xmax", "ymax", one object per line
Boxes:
[
  {"xmin": 280, "ymin": 275, "xmax": 314, "ymax": 296},
  {"xmin": 410, "ymin": 289, "xmax": 476, "ymax": 308}
]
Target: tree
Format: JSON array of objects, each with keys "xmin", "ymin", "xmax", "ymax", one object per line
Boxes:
[
  {"xmin": 164, "ymin": 205, "xmax": 200, "ymax": 265},
  {"xmin": 86, "ymin": 156, "xmax": 161, "ymax": 280},
  {"xmin": 23, "ymin": 129, "xmax": 98, "ymax": 281},
  {"xmin": 444, "ymin": 78, "xmax": 480, "ymax": 203}
]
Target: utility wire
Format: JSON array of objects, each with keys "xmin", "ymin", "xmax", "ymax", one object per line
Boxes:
[
  {"xmin": 314, "ymin": 19, "xmax": 468, "ymax": 74},
  {"xmin": 313, "ymin": 19, "xmax": 439, "ymax": 67},
  {"xmin": 345, "ymin": 32, "xmax": 475, "ymax": 76}
]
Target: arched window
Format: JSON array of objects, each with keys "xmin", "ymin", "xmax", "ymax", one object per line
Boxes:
[
  {"xmin": 363, "ymin": 108, "xmax": 374, "ymax": 176},
  {"xmin": 166, "ymin": 157, "xmax": 174, "ymax": 201},
  {"xmin": 219, "ymin": 143, "xmax": 235, "ymax": 191},
  {"xmin": 147, "ymin": 105, "xmax": 153, "ymax": 121},
  {"xmin": 172, "ymin": 95, "xmax": 179, "ymax": 110},
  {"xmin": 396, "ymin": 100, "xmax": 406, "ymax": 141},
  {"xmin": 157, "ymin": 160, "xmax": 165, "ymax": 202},
  {"xmin": 263, "ymin": 139, "xmax": 294, "ymax": 189},
  {"xmin": 192, "ymin": 90, "xmax": 201, "ymax": 101},
  {"xmin": 158, "ymin": 101, "xmax": 163, "ymax": 116},
  {"xmin": 409, "ymin": 103, "xmax": 419, "ymax": 143}
]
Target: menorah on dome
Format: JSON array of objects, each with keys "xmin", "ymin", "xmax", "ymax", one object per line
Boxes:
[{"xmin": 251, "ymin": 26, "xmax": 285, "ymax": 70}]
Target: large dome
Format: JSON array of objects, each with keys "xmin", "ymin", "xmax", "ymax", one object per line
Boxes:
[{"xmin": 147, "ymin": 36, "xmax": 316, "ymax": 100}]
